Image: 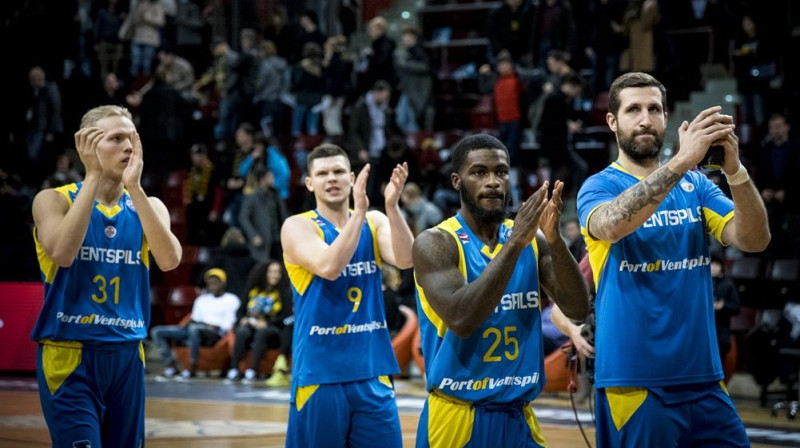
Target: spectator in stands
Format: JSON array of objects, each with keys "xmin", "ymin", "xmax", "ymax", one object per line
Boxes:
[
  {"xmin": 239, "ymin": 168, "xmax": 288, "ymax": 263},
  {"xmin": 24, "ymin": 67, "xmax": 63, "ymax": 181},
  {"xmin": 224, "ymin": 123, "xmax": 256, "ymax": 226},
  {"xmin": 395, "ymin": 26, "xmax": 434, "ymax": 133},
  {"xmin": 211, "ymin": 228, "xmax": 255, "ymax": 302},
  {"xmin": 129, "ymin": 0, "xmax": 165, "ymax": 78},
  {"xmin": 255, "ymin": 40, "xmax": 288, "ymax": 138},
  {"xmin": 733, "ymin": 15, "xmax": 774, "ymax": 129},
  {"xmin": 227, "ymin": 261, "xmax": 292, "ymax": 383},
  {"xmin": 94, "ymin": 72, "xmax": 127, "ymax": 107},
  {"xmin": 136, "ymin": 65, "xmax": 189, "ymax": 193},
  {"xmin": 321, "ymin": 35, "xmax": 352, "ymax": 136},
  {"xmin": 184, "ymin": 144, "xmax": 224, "ymax": 245},
  {"xmin": 45, "ymin": 153, "xmax": 83, "ymax": 188},
  {"xmin": 156, "ymin": 49, "xmax": 196, "ymax": 93},
  {"xmin": 151, "ymin": 268, "xmax": 241, "ymax": 379},
  {"xmin": 94, "ymin": 0, "xmax": 126, "ymax": 79},
  {"xmin": 348, "ymin": 81, "xmax": 398, "ymax": 170},
  {"xmin": 756, "ymin": 113, "xmax": 799, "ymax": 258},
  {"xmin": 291, "ymin": 42, "xmax": 325, "ymax": 137},
  {"xmin": 263, "ymin": 136, "xmax": 291, "ymax": 200},
  {"xmin": 619, "ymin": 0, "xmax": 659, "ymax": 74},
  {"xmin": 264, "ymin": 7, "xmax": 293, "ymax": 61},
  {"xmin": 193, "ymin": 38, "xmax": 241, "ymax": 141},
  {"xmin": 711, "ymin": 256, "xmax": 740, "ymax": 363},
  {"xmin": 538, "ymin": 73, "xmax": 586, "ymax": 194},
  {"xmin": 294, "ymin": 10, "xmax": 326, "ymax": 64},
  {"xmin": 363, "ymin": 16, "xmax": 397, "ymax": 89},
  {"xmin": 564, "ymin": 218, "xmax": 586, "ymax": 261},
  {"xmin": 175, "ymin": 0, "xmax": 206, "ymax": 71},
  {"xmin": 374, "ymin": 137, "xmax": 420, "ymax": 202},
  {"xmin": 486, "ymin": 0, "xmax": 533, "ymax": 63},
  {"xmin": 531, "ymin": 0, "xmax": 576, "ymax": 68},
  {"xmin": 585, "ymin": 0, "xmax": 627, "ymax": 94},
  {"xmin": 237, "ymin": 28, "xmax": 261, "ymax": 124},
  {"xmin": 400, "ymin": 182, "xmax": 442, "ymax": 236},
  {"xmin": 541, "ymin": 301, "xmax": 570, "ymax": 355}
]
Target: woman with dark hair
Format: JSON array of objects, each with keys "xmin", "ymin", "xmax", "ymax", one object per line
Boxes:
[{"xmin": 226, "ymin": 260, "xmax": 292, "ymax": 383}]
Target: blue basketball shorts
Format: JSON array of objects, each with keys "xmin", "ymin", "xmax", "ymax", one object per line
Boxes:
[
  {"xmin": 36, "ymin": 340, "xmax": 146, "ymax": 448},
  {"xmin": 416, "ymin": 390, "xmax": 547, "ymax": 448},
  {"xmin": 596, "ymin": 382, "xmax": 749, "ymax": 448},
  {"xmin": 286, "ymin": 376, "xmax": 402, "ymax": 448}
]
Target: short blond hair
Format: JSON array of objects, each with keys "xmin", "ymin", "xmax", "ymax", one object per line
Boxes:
[
  {"xmin": 79, "ymin": 105, "xmax": 133, "ymax": 129},
  {"xmin": 368, "ymin": 16, "xmax": 388, "ymax": 32}
]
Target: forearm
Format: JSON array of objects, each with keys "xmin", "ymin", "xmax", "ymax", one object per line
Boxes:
[
  {"xmin": 314, "ymin": 210, "xmax": 367, "ymax": 279},
  {"xmin": 589, "ymin": 162, "xmax": 684, "ymax": 242},
  {"xmin": 386, "ymin": 204, "xmax": 414, "ymax": 268},
  {"xmin": 728, "ymin": 179, "xmax": 770, "ymax": 252},
  {"xmin": 128, "ymin": 187, "xmax": 182, "ymax": 270},
  {"xmin": 550, "ymin": 304, "xmax": 581, "ymax": 339},
  {"xmin": 544, "ymin": 239, "xmax": 590, "ymax": 320},
  {"xmin": 44, "ymin": 177, "xmax": 101, "ymax": 265},
  {"xmin": 447, "ymin": 242, "xmax": 526, "ymax": 336}
]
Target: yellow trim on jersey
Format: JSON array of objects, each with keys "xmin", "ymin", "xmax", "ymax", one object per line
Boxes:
[
  {"xmin": 54, "ymin": 183, "xmax": 78, "ymax": 205},
  {"xmin": 295, "ymin": 384, "xmax": 319, "ymax": 411},
  {"xmin": 606, "ymin": 387, "xmax": 648, "ymax": 431},
  {"xmin": 40, "ymin": 339, "xmax": 83, "ymax": 395},
  {"xmin": 719, "ymin": 380, "xmax": 729, "ymax": 396},
  {"xmin": 611, "ymin": 161, "xmax": 644, "ymax": 180},
  {"xmin": 436, "ymin": 218, "xmax": 467, "ymax": 278},
  {"xmin": 427, "ymin": 391, "xmax": 475, "ymax": 448},
  {"xmin": 139, "ymin": 342, "xmax": 146, "ymax": 367},
  {"xmin": 524, "ymin": 406, "xmax": 547, "ymax": 446},
  {"xmin": 95, "ymin": 202, "xmax": 122, "ymax": 218},
  {"xmin": 416, "ymin": 277, "xmax": 448, "ymax": 338},
  {"xmin": 34, "ymin": 228, "xmax": 59, "ymax": 284},
  {"xmin": 366, "ymin": 214, "xmax": 382, "ymax": 269},
  {"xmin": 141, "ymin": 237, "xmax": 150, "ymax": 270},
  {"xmin": 285, "ymin": 211, "xmax": 326, "ymax": 296},
  {"xmin": 378, "ymin": 375, "xmax": 393, "ymax": 389},
  {"xmin": 582, "ymin": 202, "xmax": 612, "ymax": 289},
  {"xmin": 703, "ymin": 208, "xmax": 734, "ymax": 245}
]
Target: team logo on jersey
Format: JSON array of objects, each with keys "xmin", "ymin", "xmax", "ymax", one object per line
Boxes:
[
  {"xmin": 126, "ymin": 198, "xmax": 136, "ymax": 211},
  {"xmin": 105, "ymin": 226, "xmax": 117, "ymax": 238},
  {"xmin": 457, "ymin": 232, "xmax": 470, "ymax": 243},
  {"xmin": 680, "ymin": 181, "xmax": 695, "ymax": 193}
]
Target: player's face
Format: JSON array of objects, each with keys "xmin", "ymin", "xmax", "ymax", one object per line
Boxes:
[
  {"xmin": 454, "ymin": 148, "xmax": 511, "ymax": 224},
  {"xmin": 266, "ymin": 262, "xmax": 282, "ymax": 286},
  {"xmin": 306, "ymin": 155, "xmax": 354, "ymax": 205},
  {"xmin": 94, "ymin": 115, "xmax": 136, "ymax": 178},
  {"xmin": 608, "ymin": 86, "xmax": 666, "ymax": 162}
]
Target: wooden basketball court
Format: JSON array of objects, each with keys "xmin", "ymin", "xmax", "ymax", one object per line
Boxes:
[{"xmin": 1, "ymin": 377, "xmax": 798, "ymax": 447}]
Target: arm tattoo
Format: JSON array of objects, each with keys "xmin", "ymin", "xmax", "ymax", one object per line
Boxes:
[{"xmin": 593, "ymin": 165, "xmax": 682, "ymax": 236}]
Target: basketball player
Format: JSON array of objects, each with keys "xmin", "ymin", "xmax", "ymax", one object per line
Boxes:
[
  {"xmin": 280, "ymin": 144, "xmax": 414, "ymax": 447},
  {"xmin": 31, "ymin": 105, "xmax": 182, "ymax": 447},
  {"xmin": 577, "ymin": 72, "xmax": 770, "ymax": 447},
  {"xmin": 413, "ymin": 134, "xmax": 590, "ymax": 448}
]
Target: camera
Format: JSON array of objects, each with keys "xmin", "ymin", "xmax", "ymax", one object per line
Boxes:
[{"xmin": 700, "ymin": 145, "xmax": 725, "ymax": 172}]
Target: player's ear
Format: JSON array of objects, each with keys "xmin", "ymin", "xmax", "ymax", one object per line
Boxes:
[
  {"xmin": 606, "ymin": 112, "xmax": 617, "ymax": 133},
  {"xmin": 305, "ymin": 175, "xmax": 314, "ymax": 192},
  {"xmin": 350, "ymin": 171, "xmax": 356, "ymax": 186},
  {"xmin": 451, "ymin": 173, "xmax": 460, "ymax": 190}
]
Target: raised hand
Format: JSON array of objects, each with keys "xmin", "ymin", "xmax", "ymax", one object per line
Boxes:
[
  {"xmin": 676, "ymin": 106, "xmax": 735, "ymax": 169},
  {"xmin": 540, "ymin": 180, "xmax": 565, "ymax": 244},
  {"xmin": 716, "ymin": 132, "xmax": 742, "ymax": 176},
  {"xmin": 510, "ymin": 181, "xmax": 550, "ymax": 246},
  {"xmin": 74, "ymin": 127, "xmax": 105, "ymax": 177},
  {"xmin": 353, "ymin": 163, "xmax": 370, "ymax": 213},
  {"xmin": 383, "ymin": 162, "xmax": 409, "ymax": 208},
  {"xmin": 123, "ymin": 131, "xmax": 145, "ymax": 190}
]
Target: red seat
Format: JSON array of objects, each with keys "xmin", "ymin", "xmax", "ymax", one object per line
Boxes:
[
  {"xmin": 542, "ymin": 345, "xmax": 571, "ymax": 393},
  {"xmin": 162, "ymin": 246, "xmax": 198, "ymax": 287},
  {"xmin": 164, "ymin": 286, "xmax": 197, "ymax": 325},
  {"xmin": 173, "ymin": 313, "xmax": 232, "ymax": 373},
  {"xmin": 149, "ymin": 286, "xmax": 171, "ymax": 329},
  {"xmin": 392, "ymin": 305, "xmax": 419, "ymax": 375}
]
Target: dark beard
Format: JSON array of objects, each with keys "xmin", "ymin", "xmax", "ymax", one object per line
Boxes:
[
  {"xmin": 460, "ymin": 187, "xmax": 510, "ymax": 225},
  {"xmin": 618, "ymin": 129, "xmax": 664, "ymax": 162}
]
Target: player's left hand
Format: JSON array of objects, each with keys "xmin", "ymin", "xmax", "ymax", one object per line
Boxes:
[
  {"xmin": 715, "ymin": 132, "xmax": 741, "ymax": 176},
  {"xmin": 383, "ymin": 162, "xmax": 409, "ymax": 208},
  {"xmin": 540, "ymin": 180, "xmax": 565, "ymax": 244},
  {"xmin": 123, "ymin": 131, "xmax": 145, "ymax": 190}
]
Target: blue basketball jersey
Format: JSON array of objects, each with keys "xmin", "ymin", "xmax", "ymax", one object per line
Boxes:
[
  {"xmin": 285, "ymin": 210, "xmax": 399, "ymax": 388},
  {"xmin": 577, "ymin": 163, "xmax": 734, "ymax": 388},
  {"xmin": 31, "ymin": 183, "xmax": 151, "ymax": 343},
  {"xmin": 416, "ymin": 214, "xmax": 545, "ymax": 403}
]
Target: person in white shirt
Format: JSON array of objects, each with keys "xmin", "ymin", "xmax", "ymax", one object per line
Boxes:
[{"xmin": 151, "ymin": 268, "xmax": 241, "ymax": 378}]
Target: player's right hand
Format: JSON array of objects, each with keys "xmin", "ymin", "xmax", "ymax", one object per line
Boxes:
[
  {"xmin": 510, "ymin": 181, "xmax": 549, "ymax": 247},
  {"xmin": 353, "ymin": 163, "xmax": 370, "ymax": 213},
  {"xmin": 74, "ymin": 127, "xmax": 105, "ymax": 176},
  {"xmin": 676, "ymin": 106, "xmax": 734, "ymax": 169}
]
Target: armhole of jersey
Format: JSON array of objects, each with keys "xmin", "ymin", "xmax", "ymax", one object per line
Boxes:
[
  {"xmin": 583, "ymin": 202, "xmax": 609, "ymax": 242},
  {"xmin": 285, "ymin": 211, "xmax": 325, "ymax": 296},
  {"xmin": 365, "ymin": 213, "xmax": 382, "ymax": 269},
  {"xmin": 34, "ymin": 185, "xmax": 77, "ymax": 284},
  {"xmin": 436, "ymin": 218, "xmax": 467, "ymax": 279},
  {"xmin": 54, "ymin": 183, "xmax": 78, "ymax": 206},
  {"xmin": 141, "ymin": 236, "xmax": 150, "ymax": 270}
]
